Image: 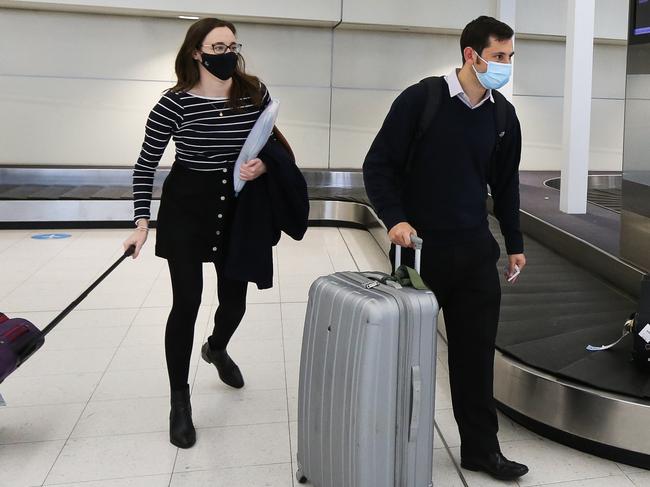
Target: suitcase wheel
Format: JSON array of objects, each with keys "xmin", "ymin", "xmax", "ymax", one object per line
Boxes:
[{"xmin": 296, "ymin": 468, "xmax": 307, "ymax": 484}]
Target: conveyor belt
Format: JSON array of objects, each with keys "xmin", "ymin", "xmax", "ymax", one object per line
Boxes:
[{"xmin": 491, "ymin": 218, "xmax": 641, "ymax": 398}]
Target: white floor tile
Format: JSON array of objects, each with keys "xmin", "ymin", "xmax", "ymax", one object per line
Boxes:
[
  {"xmin": 174, "ymin": 423, "xmax": 291, "ymax": 472},
  {"xmin": 281, "ymin": 302, "xmax": 308, "ymax": 322},
  {"xmin": 339, "ymin": 228, "xmax": 390, "ymax": 273},
  {"xmin": 0, "ymin": 372, "xmax": 103, "ymax": 407},
  {"xmin": 284, "ymin": 361, "xmax": 300, "ymax": 390},
  {"xmin": 282, "ymin": 318, "xmax": 305, "ymax": 342},
  {"xmin": 191, "ymin": 389, "xmax": 288, "ymax": 428},
  {"xmin": 432, "ymin": 448, "xmax": 465, "ymax": 487},
  {"xmin": 434, "ymin": 426, "xmax": 444, "ymax": 450},
  {"xmin": 287, "ymin": 389, "xmax": 298, "ymax": 423},
  {"xmin": 170, "ymin": 463, "xmax": 293, "ymax": 487},
  {"xmin": 0, "ymin": 403, "xmax": 85, "ymax": 444},
  {"xmin": 628, "ymin": 471, "xmax": 650, "ymax": 486},
  {"xmin": 12, "ymin": 347, "xmax": 115, "ymax": 377},
  {"xmin": 71, "ymin": 397, "xmax": 169, "ymax": 438},
  {"xmin": 119, "ymin": 324, "xmax": 167, "ymax": 348},
  {"xmin": 615, "ymin": 462, "xmax": 649, "ymax": 476},
  {"xmin": 56, "ymin": 308, "xmax": 139, "ymax": 329},
  {"xmin": 0, "ymin": 440, "xmax": 66, "ymax": 487},
  {"xmin": 289, "ymin": 421, "xmax": 297, "ymax": 463},
  {"xmin": 226, "ymin": 338, "xmax": 285, "ymax": 364},
  {"xmin": 45, "ymin": 475, "xmax": 172, "ymax": 487},
  {"xmin": 131, "ymin": 306, "xmax": 172, "ymax": 327},
  {"xmin": 92, "ymin": 369, "xmax": 172, "ymax": 401},
  {"xmin": 44, "ymin": 432, "xmax": 177, "ymax": 485},
  {"xmin": 282, "ymin": 338, "xmax": 303, "ymax": 364},
  {"xmin": 228, "ymin": 317, "xmax": 284, "ymax": 341},
  {"xmin": 43, "ymin": 326, "xmax": 129, "ymax": 351},
  {"xmin": 435, "ymin": 375, "xmax": 453, "ymax": 411},
  {"xmin": 193, "ymin": 361, "xmax": 286, "ymax": 394},
  {"xmin": 535, "ymin": 476, "xmax": 636, "ymax": 487},
  {"xmin": 108, "ymin": 345, "xmax": 167, "ymax": 372}
]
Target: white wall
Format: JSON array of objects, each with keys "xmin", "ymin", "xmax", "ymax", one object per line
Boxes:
[
  {"xmin": 342, "ymin": 0, "xmax": 496, "ymax": 30},
  {"xmin": 0, "ymin": 10, "xmax": 333, "ymax": 168},
  {"xmin": 0, "ymin": 4, "xmax": 629, "ymax": 171},
  {"xmin": 0, "ymin": 0, "xmax": 341, "ymax": 24},
  {"xmin": 517, "ymin": 0, "xmax": 628, "ymax": 40}
]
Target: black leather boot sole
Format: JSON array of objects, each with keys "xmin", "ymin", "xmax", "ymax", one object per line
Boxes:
[{"xmin": 201, "ymin": 342, "xmax": 245, "ymax": 389}]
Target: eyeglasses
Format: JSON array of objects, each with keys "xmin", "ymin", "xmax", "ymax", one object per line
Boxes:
[{"xmin": 200, "ymin": 42, "xmax": 242, "ymax": 55}]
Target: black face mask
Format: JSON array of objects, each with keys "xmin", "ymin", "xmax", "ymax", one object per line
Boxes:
[{"xmin": 200, "ymin": 51, "xmax": 238, "ymax": 81}]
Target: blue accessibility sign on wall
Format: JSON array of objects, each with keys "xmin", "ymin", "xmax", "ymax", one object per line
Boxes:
[{"xmin": 31, "ymin": 233, "xmax": 72, "ymax": 240}]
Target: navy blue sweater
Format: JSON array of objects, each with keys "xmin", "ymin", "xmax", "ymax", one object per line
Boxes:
[{"xmin": 363, "ymin": 81, "xmax": 524, "ymax": 255}]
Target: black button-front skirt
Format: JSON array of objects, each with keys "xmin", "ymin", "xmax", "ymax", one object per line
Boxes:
[{"xmin": 155, "ymin": 163, "xmax": 236, "ymax": 263}]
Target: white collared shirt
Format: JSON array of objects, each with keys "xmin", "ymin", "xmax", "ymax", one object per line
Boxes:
[{"xmin": 444, "ymin": 68, "xmax": 494, "ymax": 109}]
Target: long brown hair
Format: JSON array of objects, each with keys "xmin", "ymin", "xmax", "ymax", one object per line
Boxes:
[{"xmin": 169, "ymin": 18, "xmax": 263, "ymax": 110}]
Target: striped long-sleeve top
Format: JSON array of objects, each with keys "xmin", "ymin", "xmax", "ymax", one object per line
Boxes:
[{"xmin": 132, "ymin": 85, "xmax": 271, "ymax": 223}]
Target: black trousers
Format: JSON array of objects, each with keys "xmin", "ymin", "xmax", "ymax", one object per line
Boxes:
[
  {"xmin": 165, "ymin": 257, "xmax": 248, "ymax": 390},
  {"xmin": 393, "ymin": 232, "xmax": 502, "ymax": 460}
]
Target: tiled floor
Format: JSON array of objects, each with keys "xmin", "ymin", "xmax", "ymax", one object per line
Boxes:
[{"xmin": 0, "ymin": 227, "xmax": 648, "ymax": 487}]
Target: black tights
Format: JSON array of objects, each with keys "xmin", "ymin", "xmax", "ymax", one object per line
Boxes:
[{"xmin": 165, "ymin": 258, "xmax": 248, "ymax": 390}]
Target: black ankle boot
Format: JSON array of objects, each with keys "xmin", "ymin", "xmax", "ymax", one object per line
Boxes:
[
  {"xmin": 201, "ymin": 342, "xmax": 244, "ymax": 389},
  {"xmin": 169, "ymin": 386, "xmax": 196, "ymax": 449}
]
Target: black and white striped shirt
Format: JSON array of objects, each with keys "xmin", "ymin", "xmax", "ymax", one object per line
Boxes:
[{"xmin": 133, "ymin": 85, "xmax": 271, "ymax": 222}]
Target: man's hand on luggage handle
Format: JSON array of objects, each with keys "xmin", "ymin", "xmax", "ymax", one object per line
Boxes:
[{"xmin": 389, "ymin": 222, "xmax": 418, "ymax": 248}]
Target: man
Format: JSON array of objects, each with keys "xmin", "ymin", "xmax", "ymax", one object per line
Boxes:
[{"xmin": 363, "ymin": 16, "xmax": 529, "ymax": 481}]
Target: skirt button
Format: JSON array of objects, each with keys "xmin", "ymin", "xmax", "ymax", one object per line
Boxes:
[{"xmin": 212, "ymin": 246, "xmax": 217, "ymax": 252}]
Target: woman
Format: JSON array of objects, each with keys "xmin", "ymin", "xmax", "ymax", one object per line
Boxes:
[{"xmin": 123, "ymin": 18, "xmax": 272, "ymax": 449}]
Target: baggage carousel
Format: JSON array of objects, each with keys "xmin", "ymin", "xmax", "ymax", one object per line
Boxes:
[{"xmin": 0, "ymin": 166, "xmax": 649, "ymax": 468}]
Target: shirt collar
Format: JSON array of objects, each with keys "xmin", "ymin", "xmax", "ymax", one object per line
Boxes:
[{"xmin": 445, "ymin": 68, "xmax": 494, "ymax": 105}]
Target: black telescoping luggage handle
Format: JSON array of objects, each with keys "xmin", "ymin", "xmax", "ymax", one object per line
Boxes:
[{"xmin": 40, "ymin": 245, "xmax": 136, "ymax": 337}]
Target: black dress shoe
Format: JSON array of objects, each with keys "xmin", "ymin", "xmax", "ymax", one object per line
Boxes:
[
  {"xmin": 461, "ymin": 452, "xmax": 529, "ymax": 481},
  {"xmin": 201, "ymin": 342, "xmax": 245, "ymax": 389},
  {"xmin": 169, "ymin": 386, "xmax": 196, "ymax": 449}
]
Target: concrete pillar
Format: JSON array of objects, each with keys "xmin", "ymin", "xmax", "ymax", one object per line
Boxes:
[{"xmin": 560, "ymin": 0, "xmax": 595, "ymax": 214}]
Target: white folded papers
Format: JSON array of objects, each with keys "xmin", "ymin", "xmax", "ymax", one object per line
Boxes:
[{"xmin": 233, "ymin": 99, "xmax": 280, "ymax": 195}]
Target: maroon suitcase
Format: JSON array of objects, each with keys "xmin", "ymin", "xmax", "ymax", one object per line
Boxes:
[{"xmin": 0, "ymin": 245, "xmax": 135, "ymax": 384}]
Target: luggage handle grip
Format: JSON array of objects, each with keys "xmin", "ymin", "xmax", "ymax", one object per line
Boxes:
[
  {"xmin": 395, "ymin": 234, "xmax": 422, "ymax": 274},
  {"xmin": 409, "ymin": 365, "xmax": 422, "ymax": 443}
]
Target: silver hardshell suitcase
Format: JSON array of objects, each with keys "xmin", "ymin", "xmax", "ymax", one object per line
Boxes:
[{"xmin": 297, "ymin": 238, "xmax": 439, "ymax": 487}]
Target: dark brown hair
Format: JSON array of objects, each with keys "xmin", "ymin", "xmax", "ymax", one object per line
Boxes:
[
  {"xmin": 169, "ymin": 18, "xmax": 263, "ymax": 109},
  {"xmin": 460, "ymin": 16, "xmax": 514, "ymax": 64}
]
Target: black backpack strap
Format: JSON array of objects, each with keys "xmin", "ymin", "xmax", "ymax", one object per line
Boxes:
[
  {"xmin": 487, "ymin": 89, "xmax": 510, "ymax": 185},
  {"xmin": 492, "ymin": 89, "xmax": 509, "ymax": 153},
  {"xmin": 404, "ymin": 76, "xmax": 445, "ymax": 175}
]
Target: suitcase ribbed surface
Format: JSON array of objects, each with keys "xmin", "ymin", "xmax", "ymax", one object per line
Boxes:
[{"xmin": 297, "ymin": 272, "xmax": 438, "ymax": 487}]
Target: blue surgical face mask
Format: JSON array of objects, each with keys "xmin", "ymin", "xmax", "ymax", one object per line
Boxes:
[{"xmin": 472, "ymin": 52, "xmax": 512, "ymax": 90}]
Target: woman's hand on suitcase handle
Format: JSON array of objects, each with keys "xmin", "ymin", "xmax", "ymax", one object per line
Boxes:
[
  {"xmin": 123, "ymin": 220, "xmax": 149, "ymax": 259},
  {"xmin": 388, "ymin": 222, "xmax": 418, "ymax": 248}
]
